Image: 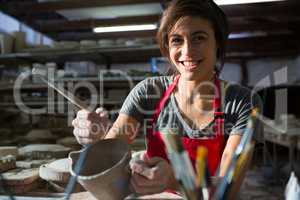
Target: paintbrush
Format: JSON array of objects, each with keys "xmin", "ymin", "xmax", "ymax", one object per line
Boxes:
[
  {"xmin": 214, "ymin": 108, "xmax": 259, "ymax": 200},
  {"xmin": 196, "ymin": 146, "xmax": 210, "ymax": 200},
  {"xmin": 161, "ymin": 129, "xmax": 197, "ymax": 200}
]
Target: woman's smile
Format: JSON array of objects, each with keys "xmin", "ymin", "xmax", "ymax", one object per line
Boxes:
[{"xmin": 178, "ymin": 59, "xmax": 204, "ymax": 71}]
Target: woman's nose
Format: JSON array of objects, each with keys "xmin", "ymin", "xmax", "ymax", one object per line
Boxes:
[{"xmin": 181, "ymin": 40, "xmax": 194, "ymax": 57}]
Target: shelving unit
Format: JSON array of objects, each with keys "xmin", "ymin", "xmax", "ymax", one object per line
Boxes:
[
  {"xmin": 0, "ymin": 77, "xmax": 147, "ymax": 115},
  {"xmin": 0, "ymin": 44, "xmax": 159, "ymax": 134},
  {"xmin": 0, "ymin": 44, "xmax": 161, "ymax": 65}
]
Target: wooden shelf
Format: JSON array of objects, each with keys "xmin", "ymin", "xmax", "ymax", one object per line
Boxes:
[
  {"xmin": 0, "ymin": 45, "xmax": 160, "ymax": 65},
  {"xmin": 0, "ymin": 77, "xmax": 145, "ymax": 91},
  {"xmin": 0, "ymin": 100, "xmax": 123, "ymax": 107}
]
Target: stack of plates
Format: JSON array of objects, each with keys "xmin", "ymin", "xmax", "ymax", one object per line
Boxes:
[
  {"xmin": 1, "ymin": 168, "xmax": 40, "ymax": 194},
  {"xmin": 16, "ymin": 159, "xmax": 54, "ymax": 169},
  {"xmin": 0, "ymin": 146, "xmax": 18, "ymax": 172},
  {"xmin": 0, "ymin": 155, "xmax": 16, "ymax": 173},
  {"xmin": 19, "ymin": 144, "xmax": 71, "ymax": 159},
  {"xmin": 0, "ymin": 146, "xmax": 18, "ymax": 158},
  {"xmin": 39, "ymin": 158, "xmax": 84, "ymax": 192}
]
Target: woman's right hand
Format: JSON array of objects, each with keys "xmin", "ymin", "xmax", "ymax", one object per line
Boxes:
[{"xmin": 72, "ymin": 107, "xmax": 111, "ymax": 145}]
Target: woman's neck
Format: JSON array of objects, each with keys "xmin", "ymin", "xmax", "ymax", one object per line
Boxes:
[{"xmin": 176, "ymin": 74, "xmax": 216, "ymax": 100}]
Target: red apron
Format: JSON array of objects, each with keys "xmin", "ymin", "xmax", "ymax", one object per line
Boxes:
[{"xmin": 146, "ymin": 75, "xmax": 225, "ymax": 176}]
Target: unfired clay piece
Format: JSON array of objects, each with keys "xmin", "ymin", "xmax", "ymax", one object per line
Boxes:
[
  {"xmin": 0, "ymin": 155, "xmax": 16, "ymax": 172},
  {"xmin": 39, "ymin": 158, "xmax": 70, "ymax": 183},
  {"xmin": 16, "ymin": 159, "xmax": 54, "ymax": 169},
  {"xmin": 69, "ymin": 139, "xmax": 131, "ymax": 200},
  {"xmin": 19, "ymin": 144, "xmax": 71, "ymax": 159},
  {"xmin": 0, "ymin": 146, "xmax": 18, "ymax": 158},
  {"xmin": 2, "ymin": 168, "xmax": 39, "ymax": 186}
]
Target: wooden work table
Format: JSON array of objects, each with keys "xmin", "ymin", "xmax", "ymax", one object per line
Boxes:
[{"xmin": 0, "ymin": 192, "xmax": 183, "ymax": 200}]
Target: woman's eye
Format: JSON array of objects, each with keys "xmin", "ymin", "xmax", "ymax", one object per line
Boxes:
[
  {"xmin": 170, "ymin": 38, "xmax": 182, "ymax": 45},
  {"xmin": 195, "ymin": 35, "xmax": 206, "ymax": 41}
]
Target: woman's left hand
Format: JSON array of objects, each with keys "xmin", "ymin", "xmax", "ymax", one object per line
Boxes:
[{"xmin": 129, "ymin": 155, "xmax": 174, "ymax": 195}]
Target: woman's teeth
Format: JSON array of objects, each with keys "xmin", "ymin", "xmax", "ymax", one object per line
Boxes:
[
  {"xmin": 180, "ymin": 61, "xmax": 200, "ymax": 67},
  {"xmin": 183, "ymin": 61, "xmax": 198, "ymax": 66}
]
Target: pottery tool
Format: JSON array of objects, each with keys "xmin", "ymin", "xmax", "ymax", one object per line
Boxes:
[
  {"xmin": 31, "ymin": 67, "xmax": 88, "ymax": 110},
  {"xmin": 31, "ymin": 68, "xmax": 108, "ymax": 140},
  {"xmin": 161, "ymin": 129, "xmax": 197, "ymax": 200},
  {"xmin": 214, "ymin": 108, "xmax": 259, "ymax": 200}
]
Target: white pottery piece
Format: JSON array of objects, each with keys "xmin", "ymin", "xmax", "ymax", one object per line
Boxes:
[{"xmin": 19, "ymin": 144, "xmax": 71, "ymax": 159}]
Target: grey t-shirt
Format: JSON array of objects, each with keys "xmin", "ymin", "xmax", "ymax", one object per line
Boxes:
[{"xmin": 120, "ymin": 76, "xmax": 263, "ymax": 142}]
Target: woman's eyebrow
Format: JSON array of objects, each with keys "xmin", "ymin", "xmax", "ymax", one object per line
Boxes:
[
  {"xmin": 192, "ymin": 31, "xmax": 208, "ymax": 36},
  {"xmin": 169, "ymin": 34, "xmax": 181, "ymax": 38},
  {"xmin": 169, "ymin": 31, "xmax": 208, "ymax": 38}
]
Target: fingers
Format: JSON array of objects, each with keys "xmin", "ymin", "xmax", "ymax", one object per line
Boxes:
[
  {"xmin": 95, "ymin": 107, "xmax": 109, "ymax": 118},
  {"xmin": 129, "ymin": 157, "xmax": 170, "ymax": 195},
  {"xmin": 131, "ymin": 172, "xmax": 158, "ymax": 187},
  {"xmin": 130, "ymin": 156, "xmax": 167, "ymax": 179},
  {"xmin": 130, "ymin": 161, "xmax": 154, "ymax": 179},
  {"xmin": 76, "ymin": 136, "xmax": 95, "ymax": 145},
  {"xmin": 130, "ymin": 173, "xmax": 165, "ymax": 195},
  {"xmin": 73, "ymin": 128, "xmax": 98, "ymax": 145},
  {"xmin": 95, "ymin": 107, "xmax": 105, "ymax": 113},
  {"xmin": 143, "ymin": 156, "xmax": 164, "ymax": 166},
  {"xmin": 72, "ymin": 108, "xmax": 111, "ymax": 145},
  {"xmin": 73, "ymin": 127, "xmax": 98, "ymax": 139},
  {"xmin": 72, "ymin": 117, "xmax": 90, "ymax": 130}
]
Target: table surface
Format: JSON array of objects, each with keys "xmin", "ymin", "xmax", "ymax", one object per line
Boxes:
[
  {"xmin": 0, "ymin": 192, "xmax": 183, "ymax": 200},
  {"xmin": 264, "ymin": 129, "xmax": 300, "ymax": 149}
]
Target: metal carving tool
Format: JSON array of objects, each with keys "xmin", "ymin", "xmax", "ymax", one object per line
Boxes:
[{"xmin": 31, "ymin": 67, "xmax": 88, "ymax": 111}]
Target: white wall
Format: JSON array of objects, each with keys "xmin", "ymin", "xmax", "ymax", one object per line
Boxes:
[
  {"xmin": 220, "ymin": 62, "xmax": 242, "ymax": 84},
  {"xmin": 247, "ymin": 55, "xmax": 300, "ymax": 87}
]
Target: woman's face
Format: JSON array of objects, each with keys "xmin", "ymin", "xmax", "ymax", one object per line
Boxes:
[{"xmin": 168, "ymin": 16, "xmax": 218, "ymax": 81}]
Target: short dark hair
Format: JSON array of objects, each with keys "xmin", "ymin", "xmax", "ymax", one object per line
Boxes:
[{"xmin": 157, "ymin": 0, "xmax": 229, "ymax": 69}]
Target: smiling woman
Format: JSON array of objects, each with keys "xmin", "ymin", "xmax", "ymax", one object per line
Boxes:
[{"xmin": 72, "ymin": 0, "xmax": 263, "ymax": 197}]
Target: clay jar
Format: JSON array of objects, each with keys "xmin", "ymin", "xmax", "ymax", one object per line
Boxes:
[{"xmin": 69, "ymin": 139, "xmax": 131, "ymax": 200}]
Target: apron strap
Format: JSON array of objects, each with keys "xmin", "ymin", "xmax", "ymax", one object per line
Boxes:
[{"xmin": 151, "ymin": 75, "xmax": 180, "ymax": 124}]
